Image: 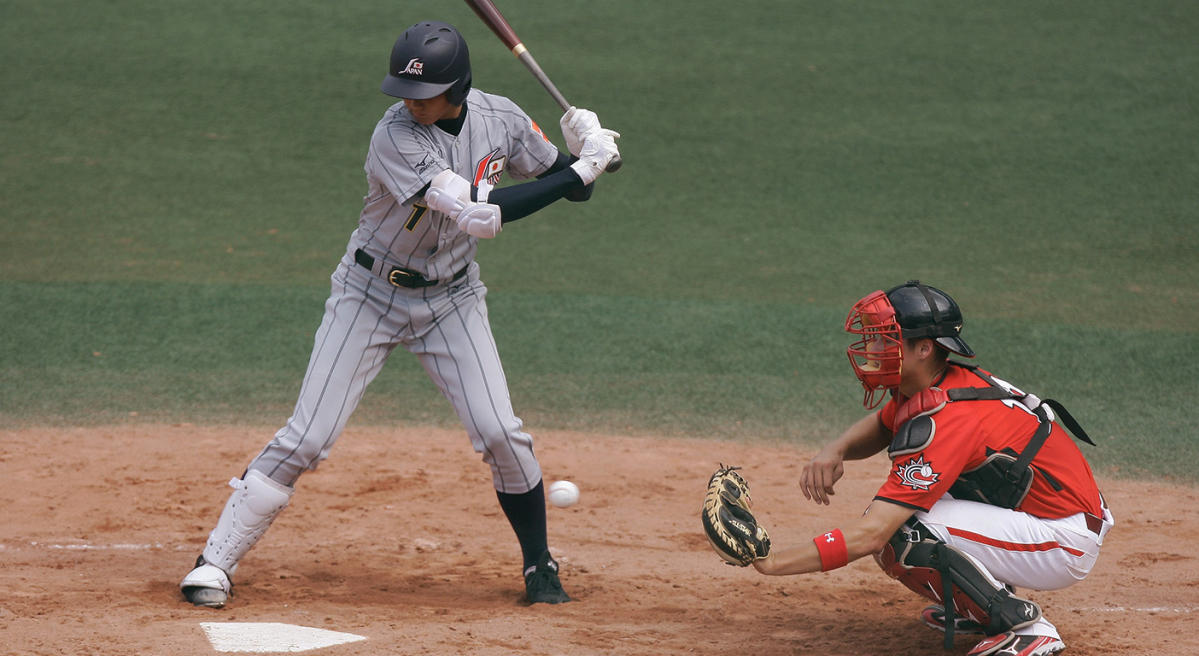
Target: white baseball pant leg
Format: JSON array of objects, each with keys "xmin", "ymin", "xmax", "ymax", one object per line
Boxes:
[
  {"xmin": 915, "ymin": 496, "xmax": 1114, "ymax": 639},
  {"xmin": 405, "ymin": 267, "xmax": 542, "ymax": 494},
  {"xmin": 249, "ymin": 260, "xmax": 541, "ymax": 494}
]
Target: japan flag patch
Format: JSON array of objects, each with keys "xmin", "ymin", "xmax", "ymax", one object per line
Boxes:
[
  {"xmin": 474, "ymin": 148, "xmax": 506, "ymax": 186},
  {"xmin": 894, "ymin": 455, "xmax": 941, "ymax": 491}
]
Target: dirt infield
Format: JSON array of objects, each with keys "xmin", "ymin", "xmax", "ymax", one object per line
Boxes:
[{"xmin": 1, "ymin": 424, "xmax": 1196, "ymax": 655}]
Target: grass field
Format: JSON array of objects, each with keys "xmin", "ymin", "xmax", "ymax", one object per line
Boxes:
[{"xmin": 2, "ymin": 1, "xmax": 1196, "ymax": 482}]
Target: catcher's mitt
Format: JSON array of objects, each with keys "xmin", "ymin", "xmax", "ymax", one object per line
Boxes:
[{"xmin": 701, "ymin": 465, "xmax": 771, "ymax": 566}]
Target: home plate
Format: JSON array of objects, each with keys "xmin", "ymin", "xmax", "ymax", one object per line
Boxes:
[{"xmin": 200, "ymin": 622, "xmax": 367, "ymax": 652}]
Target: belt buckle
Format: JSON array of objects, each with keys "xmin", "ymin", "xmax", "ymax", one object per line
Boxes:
[{"xmin": 387, "ymin": 268, "xmax": 422, "ymax": 288}]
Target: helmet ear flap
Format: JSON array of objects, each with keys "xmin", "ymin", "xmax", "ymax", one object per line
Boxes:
[{"xmin": 446, "ymin": 70, "xmax": 472, "ymax": 106}]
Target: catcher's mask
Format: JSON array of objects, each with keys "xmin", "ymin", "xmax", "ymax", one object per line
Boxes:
[
  {"xmin": 845, "ymin": 280, "xmax": 974, "ymax": 408},
  {"xmin": 845, "ymin": 290, "xmax": 905, "ymax": 408},
  {"xmin": 381, "ymin": 21, "xmax": 472, "ymax": 105}
]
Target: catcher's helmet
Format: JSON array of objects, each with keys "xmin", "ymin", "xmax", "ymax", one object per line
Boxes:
[
  {"xmin": 885, "ymin": 280, "xmax": 974, "ymax": 357},
  {"xmin": 382, "ymin": 21, "xmax": 472, "ymax": 105},
  {"xmin": 845, "ymin": 280, "xmax": 973, "ymax": 408}
]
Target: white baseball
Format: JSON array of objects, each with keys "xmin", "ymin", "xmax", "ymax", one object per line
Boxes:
[{"xmin": 547, "ymin": 480, "xmax": 579, "ymax": 508}]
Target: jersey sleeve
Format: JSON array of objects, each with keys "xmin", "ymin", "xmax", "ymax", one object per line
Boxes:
[
  {"xmin": 500, "ymin": 100, "xmax": 561, "ymax": 180},
  {"xmin": 873, "ymin": 408, "xmax": 979, "ymax": 511},
  {"xmin": 366, "ymin": 115, "xmax": 448, "ymax": 204}
]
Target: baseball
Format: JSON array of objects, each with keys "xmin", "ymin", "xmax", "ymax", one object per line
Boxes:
[{"xmin": 548, "ymin": 480, "xmax": 579, "ymax": 508}]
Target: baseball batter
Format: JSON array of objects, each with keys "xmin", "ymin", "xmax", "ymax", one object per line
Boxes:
[
  {"xmin": 706, "ymin": 281, "xmax": 1112, "ymax": 656},
  {"xmin": 179, "ymin": 20, "xmax": 620, "ymax": 608}
]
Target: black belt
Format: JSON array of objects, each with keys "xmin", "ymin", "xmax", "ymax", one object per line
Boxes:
[{"xmin": 354, "ymin": 248, "xmax": 467, "ymax": 289}]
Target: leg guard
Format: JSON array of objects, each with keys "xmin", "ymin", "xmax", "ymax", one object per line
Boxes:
[
  {"xmin": 199, "ymin": 469, "xmax": 294, "ymax": 573},
  {"xmin": 874, "ymin": 519, "xmax": 1042, "ymax": 648}
]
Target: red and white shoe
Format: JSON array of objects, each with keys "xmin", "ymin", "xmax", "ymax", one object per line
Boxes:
[{"xmin": 968, "ymin": 631, "xmax": 1066, "ymax": 656}]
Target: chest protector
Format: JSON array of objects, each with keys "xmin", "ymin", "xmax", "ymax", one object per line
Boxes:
[{"xmin": 889, "ymin": 362, "xmax": 1095, "ymax": 510}]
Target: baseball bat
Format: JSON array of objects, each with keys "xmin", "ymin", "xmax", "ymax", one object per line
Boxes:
[{"xmin": 462, "ymin": 0, "xmax": 622, "ymax": 172}]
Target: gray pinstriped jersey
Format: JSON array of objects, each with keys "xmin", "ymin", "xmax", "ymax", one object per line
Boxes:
[{"xmin": 350, "ymin": 88, "xmax": 559, "ymax": 280}]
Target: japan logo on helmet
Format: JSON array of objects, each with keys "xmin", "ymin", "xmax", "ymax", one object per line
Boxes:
[{"xmin": 401, "ymin": 58, "xmax": 424, "ymax": 76}]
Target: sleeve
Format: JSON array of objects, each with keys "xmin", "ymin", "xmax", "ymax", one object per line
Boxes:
[
  {"xmin": 486, "ymin": 152, "xmax": 592, "ymax": 223},
  {"xmin": 366, "ymin": 119, "xmax": 448, "ymax": 204},
  {"xmin": 873, "ymin": 409, "xmax": 979, "ymax": 511},
  {"xmin": 501, "ymin": 101, "xmax": 561, "ymax": 180}
]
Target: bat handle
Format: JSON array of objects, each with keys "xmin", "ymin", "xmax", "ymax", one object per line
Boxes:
[
  {"xmin": 515, "ymin": 47, "xmax": 570, "ymax": 110},
  {"xmin": 515, "ymin": 47, "xmax": 623, "ymax": 174}
]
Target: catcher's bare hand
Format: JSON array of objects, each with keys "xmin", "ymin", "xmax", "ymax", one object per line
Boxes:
[{"xmin": 800, "ymin": 448, "xmax": 845, "ymax": 506}]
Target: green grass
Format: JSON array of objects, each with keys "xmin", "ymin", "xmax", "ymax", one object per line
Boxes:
[{"xmin": 2, "ymin": 1, "xmax": 1197, "ymax": 483}]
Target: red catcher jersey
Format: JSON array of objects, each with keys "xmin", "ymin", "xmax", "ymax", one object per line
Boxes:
[{"xmin": 875, "ymin": 365, "xmax": 1103, "ymax": 519}]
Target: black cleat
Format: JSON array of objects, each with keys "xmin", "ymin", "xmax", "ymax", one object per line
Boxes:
[{"xmin": 524, "ymin": 551, "xmax": 571, "ymax": 604}]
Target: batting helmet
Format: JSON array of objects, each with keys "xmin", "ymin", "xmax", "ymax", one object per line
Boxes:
[
  {"xmin": 381, "ymin": 21, "xmax": 472, "ymax": 105},
  {"xmin": 885, "ymin": 280, "xmax": 974, "ymax": 358}
]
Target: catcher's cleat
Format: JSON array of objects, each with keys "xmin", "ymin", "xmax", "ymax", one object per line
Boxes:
[
  {"xmin": 180, "ymin": 555, "xmax": 232, "ymax": 608},
  {"xmin": 523, "ymin": 551, "xmax": 571, "ymax": 605},
  {"xmin": 921, "ymin": 604, "xmax": 987, "ymax": 636},
  {"xmin": 967, "ymin": 631, "xmax": 1065, "ymax": 656}
]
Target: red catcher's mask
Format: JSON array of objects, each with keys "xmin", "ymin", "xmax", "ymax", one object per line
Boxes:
[{"xmin": 845, "ymin": 290, "xmax": 903, "ymax": 408}]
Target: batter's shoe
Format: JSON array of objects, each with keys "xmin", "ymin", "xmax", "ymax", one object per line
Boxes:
[
  {"xmin": 967, "ymin": 631, "xmax": 1066, "ymax": 656},
  {"xmin": 920, "ymin": 604, "xmax": 987, "ymax": 636},
  {"xmin": 523, "ymin": 551, "xmax": 571, "ymax": 604},
  {"xmin": 180, "ymin": 555, "xmax": 232, "ymax": 608}
]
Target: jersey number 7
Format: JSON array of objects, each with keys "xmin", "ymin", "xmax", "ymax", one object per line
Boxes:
[{"xmin": 405, "ymin": 203, "xmax": 428, "ymax": 231}]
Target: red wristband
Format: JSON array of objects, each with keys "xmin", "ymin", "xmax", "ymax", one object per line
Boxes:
[{"xmin": 814, "ymin": 528, "xmax": 849, "ymax": 571}]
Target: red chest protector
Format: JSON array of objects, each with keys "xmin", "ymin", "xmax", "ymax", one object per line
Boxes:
[{"xmin": 888, "ymin": 363, "xmax": 1094, "ymax": 509}]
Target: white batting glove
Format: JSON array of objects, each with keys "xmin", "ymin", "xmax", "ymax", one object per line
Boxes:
[
  {"xmin": 425, "ymin": 169, "xmax": 502, "ymax": 238},
  {"xmin": 559, "ymin": 106, "xmax": 602, "ymax": 157},
  {"xmin": 456, "ymin": 203, "xmax": 502, "ymax": 239},
  {"xmin": 424, "ymin": 169, "xmax": 472, "ymax": 216},
  {"xmin": 569, "ymin": 129, "xmax": 621, "ymax": 185}
]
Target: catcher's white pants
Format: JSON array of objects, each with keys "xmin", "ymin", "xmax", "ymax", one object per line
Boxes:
[
  {"xmin": 249, "ymin": 258, "xmax": 542, "ymax": 494},
  {"xmin": 915, "ymin": 496, "xmax": 1114, "ymax": 639}
]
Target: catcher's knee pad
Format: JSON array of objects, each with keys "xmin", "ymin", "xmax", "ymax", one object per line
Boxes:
[
  {"xmin": 201, "ymin": 469, "xmax": 294, "ymax": 573},
  {"xmin": 874, "ymin": 519, "xmax": 1041, "ymax": 636}
]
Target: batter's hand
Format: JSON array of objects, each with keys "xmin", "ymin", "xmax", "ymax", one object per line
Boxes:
[
  {"xmin": 425, "ymin": 169, "xmax": 472, "ymax": 216},
  {"xmin": 456, "ymin": 202, "xmax": 502, "ymax": 238},
  {"xmin": 560, "ymin": 106, "xmax": 602, "ymax": 157},
  {"xmin": 569, "ymin": 130, "xmax": 620, "ymax": 185},
  {"xmin": 800, "ymin": 447, "xmax": 845, "ymax": 506},
  {"xmin": 426, "ymin": 169, "xmax": 503, "ymax": 238}
]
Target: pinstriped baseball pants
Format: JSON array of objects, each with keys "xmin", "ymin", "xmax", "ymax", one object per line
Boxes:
[{"xmin": 248, "ymin": 257, "xmax": 542, "ymax": 494}]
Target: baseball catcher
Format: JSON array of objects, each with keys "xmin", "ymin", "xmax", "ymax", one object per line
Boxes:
[
  {"xmin": 701, "ymin": 281, "xmax": 1112, "ymax": 656},
  {"xmin": 701, "ymin": 466, "xmax": 770, "ymax": 566}
]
